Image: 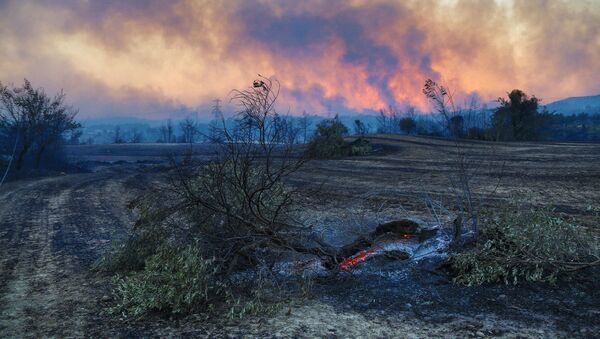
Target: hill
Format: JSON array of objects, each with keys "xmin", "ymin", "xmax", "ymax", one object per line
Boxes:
[{"xmin": 544, "ymin": 94, "xmax": 600, "ymax": 115}]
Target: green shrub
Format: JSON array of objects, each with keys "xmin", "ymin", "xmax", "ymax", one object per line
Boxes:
[
  {"xmin": 307, "ymin": 117, "xmax": 372, "ymax": 158},
  {"xmin": 306, "ymin": 116, "xmax": 349, "ymax": 158},
  {"xmin": 450, "ymin": 205, "xmax": 599, "ymax": 286},
  {"xmin": 93, "ymin": 207, "xmax": 165, "ymax": 272},
  {"xmin": 110, "ymin": 245, "xmax": 223, "ymax": 318},
  {"xmin": 349, "ymin": 138, "xmax": 372, "ymax": 156}
]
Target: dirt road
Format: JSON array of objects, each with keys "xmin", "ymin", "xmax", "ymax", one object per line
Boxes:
[{"xmin": 0, "ymin": 169, "xmax": 140, "ymax": 337}]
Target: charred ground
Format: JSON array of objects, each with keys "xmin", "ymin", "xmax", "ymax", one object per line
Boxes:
[{"xmin": 0, "ymin": 136, "xmax": 598, "ymax": 338}]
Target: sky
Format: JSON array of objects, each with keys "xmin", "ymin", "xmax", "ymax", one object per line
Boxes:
[{"xmin": 1, "ymin": 0, "xmax": 599, "ymax": 120}]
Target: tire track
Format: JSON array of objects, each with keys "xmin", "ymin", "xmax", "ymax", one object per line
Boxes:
[{"xmin": 0, "ymin": 170, "xmax": 139, "ymax": 337}]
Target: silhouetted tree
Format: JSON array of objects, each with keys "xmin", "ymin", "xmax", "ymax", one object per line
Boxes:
[
  {"xmin": 113, "ymin": 126, "xmax": 125, "ymax": 144},
  {"xmin": 377, "ymin": 105, "xmax": 401, "ymax": 134},
  {"xmin": 448, "ymin": 115, "xmax": 465, "ymax": 138},
  {"xmin": 492, "ymin": 90, "xmax": 543, "ymax": 141},
  {"xmin": 0, "ymin": 79, "xmax": 80, "ymax": 170},
  {"xmin": 179, "ymin": 117, "xmax": 199, "ymax": 144},
  {"xmin": 207, "ymin": 99, "xmax": 224, "ymax": 143},
  {"xmin": 353, "ymin": 119, "xmax": 369, "ymax": 136},
  {"xmin": 299, "ymin": 111, "xmax": 311, "ymax": 143},
  {"xmin": 399, "ymin": 117, "xmax": 417, "ymax": 135},
  {"xmin": 130, "ymin": 129, "xmax": 144, "ymax": 143}
]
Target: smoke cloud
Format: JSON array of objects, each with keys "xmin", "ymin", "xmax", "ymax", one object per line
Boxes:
[{"xmin": 1, "ymin": 0, "xmax": 599, "ymax": 118}]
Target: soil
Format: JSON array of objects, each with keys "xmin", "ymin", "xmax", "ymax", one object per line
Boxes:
[{"xmin": 0, "ymin": 136, "xmax": 598, "ymax": 338}]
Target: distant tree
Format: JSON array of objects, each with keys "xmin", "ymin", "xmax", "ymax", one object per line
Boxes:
[
  {"xmin": 113, "ymin": 126, "xmax": 125, "ymax": 144},
  {"xmin": 299, "ymin": 111, "xmax": 311, "ymax": 143},
  {"xmin": 67, "ymin": 129, "xmax": 83, "ymax": 145},
  {"xmin": 467, "ymin": 127, "xmax": 487, "ymax": 140},
  {"xmin": 377, "ymin": 105, "xmax": 401, "ymax": 134},
  {"xmin": 281, "ymin": 115, "xmax": 300, "ymax": 145},
  {"xmin": 0, "ymin": 79, "xmax": 80, "ymax": 170},
  {"xmin": 207, "ymin": 99, "xmax": 223, "ymax": 143},
  {"xmin": 179, "ymin": 117, "xmax": 199, "ymax": 144},
  {"xmin": 167, "ymin": 119, "xmax": 174, "ymax": 143},
  {"xmin": 353, "ymin": 119, "xmax": 369, "ymax": 136},
  {"xmin": 130, "ymin": 129, "xmax": 144, "ymax": 143},
  {"xmin": 448, "ymin": 115, "xmax": 465, "ymax": 138},
  {"xmin": 158, "ymin": 125, "xmax": 167, "ymax": 143},
  {"xmin": 158, "ymin": 119, "xmax": 175, "ymax": 143},
  {"xmin": 492, "ymin": 90, "xmax": 543, "ymax": 141},
  {"xmin": 399, "ymin": 117, "xmax": 417, "ymax": 135},
  {"xmin": 376, "ymin": 109, "xmax": 388, "ymax": 134}
]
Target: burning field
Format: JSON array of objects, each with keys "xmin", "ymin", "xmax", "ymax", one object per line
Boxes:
[{"xmin": 0, "ymin": 135, "xmax": 598, "ymax": 337}]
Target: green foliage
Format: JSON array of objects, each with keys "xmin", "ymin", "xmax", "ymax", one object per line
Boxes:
[
  {"xmin": 109, "ymin": 245, "xmax": 223, "ymax": 318},
  {"xmin": 306, "ymin": 116, "xmax": 362, "ymax": 158},
  {"xmin": 93, "ymin": 207, "xmax": 165, "ymax": 272},
  {"xmin": 450, "ymin": 205, "xmax": 599, "ymax": 286},
  {"xmin": 492, "ymin": 89, "xmax": 547, "ymax": 141},
  {"xmin": 348, "ymin": 137, "xmax": 372, "ymax": 156}
]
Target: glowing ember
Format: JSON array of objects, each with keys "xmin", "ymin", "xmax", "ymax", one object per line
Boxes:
[
  {"xmin": 339, "ymin": 234, "xmax": 415, "ymax": 269},
  {"xmin": 340, "ymin": 246, "xmax": 381, "ymax": 269}
]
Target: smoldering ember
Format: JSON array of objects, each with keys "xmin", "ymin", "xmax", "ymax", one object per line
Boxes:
[{"xmin": 0, "ymin": 1, "xmax": 599, "ymax": 338}]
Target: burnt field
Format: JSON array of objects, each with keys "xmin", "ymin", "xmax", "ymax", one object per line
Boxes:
[
  {"xmin": 292, "ymin": 135, "xmax": 600, "ymax": 226},
  {"xmin": 1, "ymin": 136, "xmax": 599, "ymax": 338}
]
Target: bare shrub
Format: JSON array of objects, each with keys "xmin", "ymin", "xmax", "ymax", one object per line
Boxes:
[
  {"xmin": 423, "ymin": 79, "xmax": 499, "ymax": 246},
  {"xmin": 99, "ymin": 76, "xmax": 337, "ymax": 318}
]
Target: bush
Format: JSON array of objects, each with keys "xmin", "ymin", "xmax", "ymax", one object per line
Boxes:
[
  {"xmin": 306, "ymin": 116, "xmax": 349, "ymax": 158},
  {"xmin": 98, "ymin": 78, "xmax": 329, "ymax": 320},
  {"xmin": 348, "ymin": 137, "xmax": 372, "ymax": 156},
  {"xmin": 306, "ymin": 116, "xmax": 372, "ymax": 158},
  {"xmin": 110, "ymin": 245, "xmax": 223, "ymax": 318},
  {"xmin": 399, "ymin": 117, "xmax": 416, "ymax": 135},
  {"xmin": 93, "ymin": 207, "xmax": 166, "ymax": 272},
  {"xmin": 450, "ymin": 205, "xmax": 599, "ymax": 286}
]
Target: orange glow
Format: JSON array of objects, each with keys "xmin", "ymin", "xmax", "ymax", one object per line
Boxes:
[
  {"xmin": 0, "ymin": 1, "xmax": 598, "ymax": 118},
  {"xmin": 340, "ymin": 246, "xmax": 381, "ymax": 270}
]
